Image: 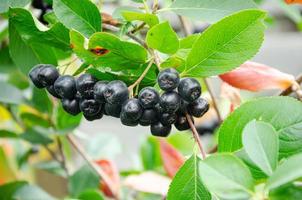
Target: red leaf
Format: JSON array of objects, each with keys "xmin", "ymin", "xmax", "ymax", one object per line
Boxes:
[
  {"xmin": 159, "ymin": 139, "xmax": 185, "ymax": 178},
  {"xmin": 284, "ymin": 0, "xmax": 302, "ymax": 4},
  {"xmin": 95, "ymin": 159, "xmax": 120, "ymax": 198},
  {"xmin": 219, "ymin": 61, "xmax": 295, "ymax": 92}
]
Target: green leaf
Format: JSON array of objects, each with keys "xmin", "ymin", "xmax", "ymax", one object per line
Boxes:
[
  {"xmin": 53, "ymin": 0, "xmax": 101, "ymax": 37},
  {"xmin": 0, "ymin": 0, "xmax": 30, "ymax": 13},
  {"xmin": 78, "ymin": 189, "xmax": 105, "ymax": 200},
  {"xmin": 269, "ymin": 184, "xmax": 302, "ymax": 200},
  {"xmin": 167, "ymin": 154, "xmax": 211, "ymax": 200},
  {"xmin": 0, "ymin": 81, "xmax": 24, "ymax": 104},
  {"xmin": 31, "ymin": 88, "xmax": 53, "ymax": 114},
  {"xmin": 146, "ymin": 21, "xmax": 179, "ymax": 54},
  {"xmin": 0, "ymin": 181, "xmax": 28, "ymax": 200},
  {"xmin": 165, "ymin": 0, "xmax": 257, "ymax": 23},
  {"xmin": 13, "ymin": 185, "xmax": 55, "ymax": 200},
  {"xmin": 184, "ymin": 9, "xmax": 266, "ymax": 77},
  {"xmin": 140, "ymin": 136, "xmax": 162, "ymax": 170},
  {"xmin": 242, "ymin": 120, "xmax": 279, "ymax": 176},
  {"xmin": 20, "ymin": 113, "xmax": 51, "ymax": 128},
  {"xmin": 199, "ymin": 154, "xmax": 254, "ymax": 199},
  {"xmin": 55, "ymin": 104, "xmax": 82, "ymax": 132},
  {"xmin": 0, "ymin": 130, "xmax": 19, "ymax": 138},
  {"xmin": 68, "ymin": 165, "xmax": 100, "ymax": 197},
  {"xmin": 218, "ymin": 97, "xmax": 302, "ymax": 158},
  {"xmin": 20, "ymin": 128, "xmax": 53, "ymax": 145},
  {"xmin": 179, "ymin": 34, "xmax": 200, "ymax": 49},
  {"xmin": 122, "ymin": 11, "xmax": 159, "ymax": 27},
  {"xmin": 266, "ymin": 153, "xmax": 302, "ymax": 190}
]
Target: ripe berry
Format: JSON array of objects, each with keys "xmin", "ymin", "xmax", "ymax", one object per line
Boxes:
[
  {"xmin": 138, "ymin": 87, "xmax": 159, "ymax": 109},
  {"xmin": 178, "ymin": 99, "xmax": 189, "ymax": 115},
  {"xmin": 139, "ymin": 109, "xmax": 158, "ymax": 126},
  {"xmin": 94, "ymin": 81, "xmax": 108, "ymax": 103},
  {"xmin": 29, "ymin": 64, "xmax": 45, "ymax": 88},
  {"xmin": 174, "ymin": 115, "xmax": 193, "ymax": 131},
  {"xmin": 62, "ymin": 98, "xmax": 81, "ymax": 116},
  {"xmin": 178, "ymin": 78, "xmax": 201, "ymax": 102},
  {"xmin": 157, "ymin": 68, "xmax": 180, "ymax": 91},
  {"xmin": 104, "ymin": 80, "xmax": 129, "ymax": 105},
  {"xmin": 160, "ymin": 112, "xmax": 177, "ymax": 126},
  {"xmin": 37, "ymin": 65, "xmax": 59, "ymax": 87},
  {"xmin": 121, "ymin": 99, "xmax": 143, "ymax": 121},
  {"xmin": 79, "ymin": 99, "xmax": 101, "ymax": 116},
  {"xmin": 160, "ymin": 91, "xmax": 181, "ymax": 113},
  {"xmin": 54, "ymin": 75, "xmax": 77, "ymax": 99},
  {"xmin": 46, "ymin": 85, "xmax": 61, "ymax": 98},
  {"xmin": 150, "ymin": 122, "xmax": 171, "ymax": 137},
  {"xmin": 188, "ymin": 98, "xmax": 209, "ymax": 117},
  {"xmin": 104, "ymin": 103, "xmax": 121, "ymax": 118},
  {"xmin": 76, "ymin": 74, "xmax": 97, "ymax": 98},
  {"xmin": 120, "ymin": 112, "xmax": 139, "ymax": 126},
  {"xmin": 83, "ymin": 109, "xmax": 103, "ymax": 121}
]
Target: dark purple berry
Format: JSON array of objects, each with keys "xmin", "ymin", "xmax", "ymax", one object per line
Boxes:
[
  {"xmin": 83, "ymin": 109, "xmax": 103, "ymax": 121},
  {"xmin": 79, "ymin": 99, "xmax": 101, "ymax": 116},
  {"xmin": 121, "ymin": 99, "xmax": 143, "ymax": 121},
  {"xmin": 139, "ymin": 109, "xmax": 158, "ymax": 126},
  {"xmin": 76, "ymin": 74, "xmax": 97, "ymax": 98},
  {"xmin": 150, "ymin": 122, "xmax": 171, "ymax": 137},
  {"xmin": 104, "ymin": 80, "xmax": 129, "ymax": 105},
  {"xmin": 94, "ymin": 81, "xmax": 108, "ymax": 103},
  {"xmin": 160, "ymin": 91, "xmax": 181, "ymax": 113},
  {"xmin": 29, "ymin": 64, "xmax": 45, "ymax": 88},
  {"xmin": 174, "ymin": 115, "xmax": 193, "ymax": 131},
  {"xmin": 188, "ymin": 98, "xmax": 209, "ymax": 117},
  {"xmin": 178, "ymin": 78, "xmax": 201, "ymax": 102},
  {"xmin": 104, "ymin": 103, "xmax": 121, "ymax": 118},
  {"xmin": 160, "ymin": 112, "xmax": 177, "ymax": 126},
  {"xmin": 120, "ymin": 112, "xmax": 139, "ymax": 127},
  {"xmin": 54, "ymin": 75, "xmax": 77, "ymax": 99},
  {"xmin": 138, "ymin": 87, "xmax": 159, "ymax": 109},
  {"xmin": 37, "ymin": 64, "xmax": 59, "ymax": 87},
  {"xmin": 46, "ymin": 85, "xmax": 61, "ymax": 98},
  {"xmin": 157, "ymin": 68, "xmax": 180, "ymax": 91},
  {"xmin": 62, "ymin": 98, "xmax": 81, "ymax": 116}
]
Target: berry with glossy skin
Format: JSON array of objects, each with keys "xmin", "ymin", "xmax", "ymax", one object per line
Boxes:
[
  {"xmin": 46, "ymin": 85, "xmax": 61, "ymax": 98},
  {"xmin": 120, "ymin": 112, "xmax": 139, "ymax": 126},
  {"xmin": 29, "ymin": 64, "xmax": 45, "ymax": 88},
  {"xmin": 157, "ymin": 68, "xmax": 180, "ymax": 91},
  {"xmin": 54, "ymin": 75, "xmax": 77, "ymax": 99},
  {"xmin": 178, "ymin": 99, "xmax": 189, "ymax": 115},
  {"xmin": 62, "ymin": 98, "xmax": 81, "ymax": 116},
  {"xmin": 174, "ymin": 115, "xmax": 193, "ymax": 131},
  {"xmin": 160, "ymin": 112, "xmax": 177, "ymax": 126},
  {"xmin": 121, "ymin": 99, "xmax": 143, "ymax": 121},
  {"xmin": 79, "ymin": 99, "xmax": 101, "ymax": 116},
  {"xmin": 104, "ymin": 103, "xmax": 121, "ymax": 118},
  {"xmin": 94, "ymin": 81, "xmax": 108, "ymax": 103},
  {"xmin": 76, "ymin": 74, "xmax": 97, "ymax": 98},
  {"xmin": 150, "ymin": 122, "xmax": 171, "ymax": 137},
  {"xmin": 139, "ymin": 109, "xmax": 158, "ymax": 126},
  {"xmin": 188, "ymin": 98, "xmax": 209, "ymax": 118},
  {"xmin": 178, "ymin": 78, "xmax": 201, "ymax": 102},
  {"xmin": 37, "ymin": 65, "xmax": 59, "ymax": 87},
  {"xmin": 160, "ymin": 91, "xmax": 181, "ymax": 113},
  {"xmin": 138, "ymin": 87, "xmax": 159, "ymax": 109},
  {"xmin": 104, "ymin": 80, "xmax": 129, "ymax": 105},
  {"xmin": 83, "ymin": 109, "xmax": 104, "ymax": 121}
]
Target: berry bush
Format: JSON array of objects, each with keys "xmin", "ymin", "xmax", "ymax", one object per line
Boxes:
[{"xmin": 1, "ymin": 0, "xmax": 302, "ymax": 200}]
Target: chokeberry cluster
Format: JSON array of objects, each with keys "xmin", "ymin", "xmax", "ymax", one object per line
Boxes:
[{"xmin": 29, "ymin": 65, "xmax": 209, "ymax": 137}]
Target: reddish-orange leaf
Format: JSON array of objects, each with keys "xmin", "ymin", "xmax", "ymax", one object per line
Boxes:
[
  {"xmin": 95, "ymin": 159, "xmax": 120, "ymax": 198},
  {"xmin": 285, "ymin": 0, "xmax": 302, "ymax": 4},
  {"xmin": 159, "ymin": 139, "xmax": 185, "ymax": 178},
  {"xmin": 219, "ymin": 61, "xmax": 295, "ymax": 92}
]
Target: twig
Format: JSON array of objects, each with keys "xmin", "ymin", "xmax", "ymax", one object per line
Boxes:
[
  {"xmin": 178, "ymin": 16, "xmax": 190, "ymax": 36},
  {"xmin": 56, "ymin": 136, "xmax": 69, "ymax": 176},
  {"xmin": 66, "ymin": 134, "xmax": 119, "ymax": 199},
  {"xmin": 130, "ymin": 22, "xmax": 146, "ymax": 34},
  {"xmin": 186, "ymin": 113, "xmax": 206, "ymax": 159},
  {"xmin": 280, "ymin": 74, "xmax": 302, "ymax": 97}
]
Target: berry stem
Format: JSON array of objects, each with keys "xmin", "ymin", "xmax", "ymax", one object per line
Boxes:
[
  {"xmin": 66, "ymin": 134, "xmax": 119, "ymax": 200},
  {"xmin": 280, "ymin": 73, "xmax": 302, "ymax": 100},
  {"xmin": 185, "ymin": 113, "xmax": 207, "ymax": 159}
]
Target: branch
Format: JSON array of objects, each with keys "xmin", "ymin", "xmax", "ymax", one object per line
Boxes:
[
  {"xmin": 56, "ymin": 137, "xmax": 69, "ymax": 176},
  {"xmin": 279, "ymin": 74, "xmax": 302, "ymax": 96},
  {"xmin": 66, "ymin": 134, "xmax": 119, "ymax": 199}
]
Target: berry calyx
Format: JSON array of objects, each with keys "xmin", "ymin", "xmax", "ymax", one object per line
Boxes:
[
  {"xmin": 37, "ymin": 64, "xmax": 59, "ymax": 87},
  {"xmin": 138, "ymin": 87, "xmax": 160, "ymax": 109},
  {"xmin": 150, "ymin": 122, "xmax": 171, "ymax": 137},
  {"xmin": 160, "ymin": 91, "xmax": 181, "ymax": 113},
  {"xmin": 104, "ymin": 80, "xmax": 129, "ymax": 105},
  {"xmin": 54, "ymin": 75, "xmax": 77, "ymax": 99},
  {"xmin": 62, "ymin": 98, "xmax": 81, "ymax": 116},
  {"xmin": 157, "ymin": 68, "xmax": 180, "ymax": 91},
  {"xmin": 76, "ymin": 74, "xmax": 97, "ymax": 98},
  {"xmin": 79, "ymin": 99, "xmax": 101, "ymax": 116},
  {"xmin": 178, "ymin": 78, "xmax": 201, "ymax": 102},
  {"xmin": 188, "ymin": 98, "xmax": 209, "ymax": 118},
  {"xmin": 121, "ymin": 99, "xmax": 143, "ymax": 121}
]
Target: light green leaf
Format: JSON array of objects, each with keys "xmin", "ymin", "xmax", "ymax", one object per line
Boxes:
[
  {"xmin": 13, "ymin": 185, "xmax": 55, "ymax": 200},
  {"xmin": 184, "ymin": 9, "xmax": 266, "ymax": 77},
  {"xmin": 53, "ymin": 0, "xmax": 101, "ymax": 37},
  {"xmin": 179, "ymin": 34, "xmax": 200, "ymax": 49},
  {"xmin": 140, "ymin": 136, "xmax": 162, "ymax": 170},
  {"xmin": 78, "ymin": 189, "xmax": 105, "ymax": 200},
  {"xmin": 0, "ymin": 130, "xmax": 18, "ymax": 138},
  {"xmin": 242, "ymin": 120, "xmax": 279, "ymax": 176},
  {"xmin": 20, "ymin": 128, "xmax": 53, "ymax": 145},
  {"xmin": 0, "ymin": 181, "xmax": 27, "ymax": 200},
  {"xmin": 266, "ymin": 153, "xmax": 302, "ymax": 190},
  {"xmin": 31, "ymin": 88, "xmax": 53, "ymax": 114},
  {"xmin": 146, "ymin": 21, "xmax": 179, "ymax": 54},
  {"xmin": 218, "ymin": 97, "xmax": 302, "ymax": 159},
  {"xmin": 165, "ymin": 0, "xmax": 257, "ymax": 23},
  {"xmin": 55, "ymin": 104, "xmax": 82, "ymax": 133},
  {"xmin": 0, "ymin": 0, "xmax": 30, "ymax": 14},
  {"xmin": 167, "ymin": 154, "xmax": 211, "ymax": 200},
  {"xmin": 122, "ymin": 11, "xmax": 159, "ymax": 27},
  {"xmin": 0, "ymin": 81, "xmax": 24, "ymax": 104},
  {"xmin": 199, "ymin": 154, "xmax": 254, "ymax": 199}
]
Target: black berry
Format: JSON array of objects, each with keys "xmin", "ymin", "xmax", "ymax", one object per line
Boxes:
[
  {"xmin": 62, "ymin": 98, "xmax": 81, "ymax": 116},
  {"xmin": 188, "ymin": 98, "xmax": 209, "ymax": 117},
  {"xmin": 178, "ymin": 99, "xmax": 189, "ymax": 115},
  {"xmin": 76, "ymin": 74, "xmax": 97, "ymax": 98},
  {"xmin": 138, "ymin": 87, "xmax": 159, "ymax": 109},
  {"xmin": 150, "ymin": 122, "xmax": 171, "ymax": 137},
  {"xmin": 46, "ymin": 85, "xmax": 61, "ymax": 98},
  {"xmin": 139, "ymin": 109, "xmax": 158, "ymax": 126},
  {"xmin": 83, "ymin": 109, "xmax": 103, "ymax": 121},
  {"xmin": 104, "ymin": 80, "xmax": 129, "ymax": 105},
  {"xmin": 174, "ymin": 115, "xmax": 193, "ymax": 131},
  {"xmin": 157, "ymin": 68, "xmax": 180, "ymax": 91},
  {"xmin": 104, "ymin": 103, "xmax": 121, "ymax": 118},
  {"xmin": 160, "ymin": 91, "xmax": 181, "ymax": 113},
  {"xmin": 120, "ymin": 112, "xmax": 139, "ymax": 126},
  {"xmin": 94, "ymin": 81, "xmax": 108, "ymax": 103},
  {"xmin": 121, "ymin": 99, "xmax": 143, "ymax": 121},
  {"xmin": 160, "ymin": 112, "xmax": 177, "ymax": 126},
  {"xmin": 37, "ymin": 64, "xmax": 59, "ymax": 87},
  {"xmin": 29, "ymin": 64, "xmax": 45, "ymax": 88},
  {"xmin": 54, "ymin": 75, "xmax": 77, "ymax": 99},
  {"xmin": 178, "ymin": 78, "xmax": 201, "ymax": 102},
  {"xmin": 79, "ymin": 99, "xmax": 101, "ymax": 116}
]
